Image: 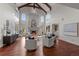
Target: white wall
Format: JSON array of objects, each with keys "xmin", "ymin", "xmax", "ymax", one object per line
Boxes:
[
  {"xmin": 58, "ymin": 4, "xmax": 79, "ymax": 46},
  {"xmin": 46, "ymin": 4, "xmax": 79, "ymax": 46},
  {"xmin": 0, "ymin": 3, "xmax": 19, "ymax": 47}
]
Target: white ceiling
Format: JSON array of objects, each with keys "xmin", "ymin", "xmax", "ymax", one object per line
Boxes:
[
  {"xmin": 16, "ymin": 3, "xmax": 79, "ymax": 15},
  {"xmin": 16, "ymin": 3, "xmax": 26, "ymax": 7},
  {"xmin": 16, "ymin": 3, "xmax": 79, "ymax": 9},
  {"xmin": 59, "ymin": 3, "xmax": 79, "ymax": 9}
]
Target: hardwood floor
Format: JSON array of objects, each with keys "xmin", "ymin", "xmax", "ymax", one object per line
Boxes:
[{"xmin": 0, "ymin": 37, "xmax": 79, "ymax": 56}]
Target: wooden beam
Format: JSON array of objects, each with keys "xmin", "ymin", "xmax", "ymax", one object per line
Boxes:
[
  {"xmin": 18, "ymin": 3, "xmax": 47, "ymax": 14},
  {"xmin": 35, "ymin": 3, "xmax": 47, "ymax": 14},
  {"xmin": 18, "ymin": 4, "xmax": 42, "ymax": 10},
  {"xmin": 43, "ymin": 3, "xmax": 52, "ymax": 11},
  {"xmin": 18, "ymin": 4, "xmax": 43, "ymax": 10},
  {"xmin": 18, "ymin": 3, "xmax": 31, "ymax": 10},
  {"xmin": 33, "ymin": 3, "xmax": 35, "ymax": 9}
]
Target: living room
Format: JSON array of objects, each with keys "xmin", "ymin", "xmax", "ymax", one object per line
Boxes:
[{"xmin": 0, "ymin": 2, "xmax": 79, "ymax": 58}]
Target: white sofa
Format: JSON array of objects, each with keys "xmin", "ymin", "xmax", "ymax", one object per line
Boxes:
[
  {"xmin": 43, "ymin": 34, "xmax": 56, "ymax": 47},
  {"xmin": 25, "ymin": 38, "xmax": 37, "ymax": 50}
]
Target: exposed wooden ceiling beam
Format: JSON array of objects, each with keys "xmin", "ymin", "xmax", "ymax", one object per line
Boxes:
[
  {"xmin": 43, "ymin": 3, "xmax": 52, "ymax": 11},
  {"xmin": 33, "ymin": 3, "xmax": 35, "ymax": 9},
  {"xmin": 35, "ymin": 3, "xmax": 47, "ymax": 14},
  {"xmin": 18, "ymin": 3, "xmax": 47, "ymax": 14},
  {"xmin": 18, "ymin": 4, "xmax": 44, "ymax": 10},
  {"xmin": 18, "ymin": 3, "xmax": 31, "ymax": 10}
]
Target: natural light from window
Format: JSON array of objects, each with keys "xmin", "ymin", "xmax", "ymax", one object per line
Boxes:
[{"xmin": 21, "ymin": 13, "xmax": 26, "ymax": 21}]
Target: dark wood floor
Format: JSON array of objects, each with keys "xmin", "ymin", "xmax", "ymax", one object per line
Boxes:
[{"xmin": 0, "ymin": 37, "xmax": 79, "ymax": 56}]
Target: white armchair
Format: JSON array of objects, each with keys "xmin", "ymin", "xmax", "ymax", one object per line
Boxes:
[
  {"xmin": 43, "ymin": 34, "xmax": 56, "ymax": 47},
  {"xmin": 25, "ymin": 38, "xmax": 37, "ymax": 50}
]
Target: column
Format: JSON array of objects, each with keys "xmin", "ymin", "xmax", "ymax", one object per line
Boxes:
[
  {"xmin": 18, "ymin": 10, "xmax": 22, "ymax": 35},
  {"xmin": 44, "ymin": 15, "xmax": 46, "ymax": 34}
]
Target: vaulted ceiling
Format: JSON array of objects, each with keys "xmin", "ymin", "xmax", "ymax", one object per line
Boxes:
[
  {"xmin": 16, "ymin": 3, "xmax": 52, "ymax": 14},
  {"xmin": 59, "ymin": 3, "xmax": 79, "ymax": 9},
  {"xmin": 16, "ymin": 3, "xmax": 79, "ymax": 16}
]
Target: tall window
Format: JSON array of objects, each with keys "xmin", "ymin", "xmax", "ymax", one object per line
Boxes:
[
  {"xmin": 21, "ymin": 13, "xmax": 26, "ymax": 33},
  {"xmin": 21, "ymin": 13, "xmax": 26, "ymax": 22},
  {"xmin": 40, "ymin": 16, "xmax": 44, "ymax": 23}
]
